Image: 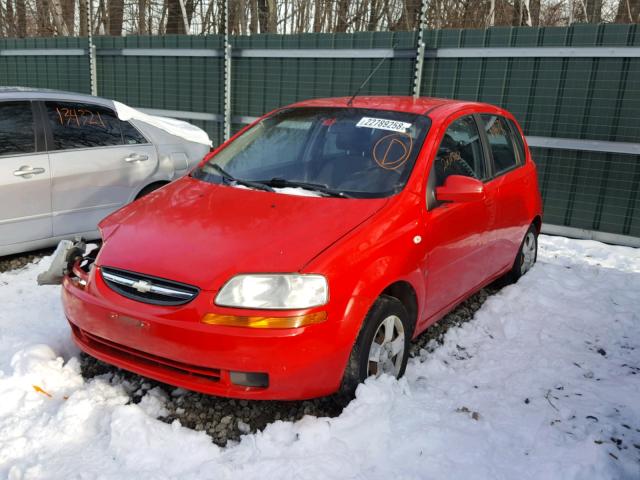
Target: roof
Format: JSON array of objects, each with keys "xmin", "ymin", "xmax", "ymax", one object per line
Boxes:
[
  {"xmin": 288, "ymin": 96, "xmax": 482, "ymax": 116},
  {"xmin": 0, "ymin": 86, "xmax": 114, "ymax": 108},
  {"xmin": 0, "ymin": 86, "xmax": 65, "ymax": 94}
]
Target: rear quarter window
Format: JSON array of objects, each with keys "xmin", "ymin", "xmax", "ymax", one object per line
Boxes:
[{"xmin": 121, "ymin": 121, "xmax": 148, "ymax": 145}]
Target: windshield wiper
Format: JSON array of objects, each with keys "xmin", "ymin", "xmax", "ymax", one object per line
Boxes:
[
  {"xmin": 260, "ymin": 178, "xmax": 352, "ymax": 198},
  {"xmin": 204, "ymin": 164, "xmax": 275, "ymax": 192}
]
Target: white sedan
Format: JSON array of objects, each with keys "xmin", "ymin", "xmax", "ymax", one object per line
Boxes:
[{"xmin": 0, "ymin": 87, "xmax": 211, "ymax": 256}]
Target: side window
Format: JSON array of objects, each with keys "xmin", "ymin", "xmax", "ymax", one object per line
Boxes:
[
  {"xmin": 45, "ymin": 102, "xmax": 124, "ymax": 150},
  {"xmin": 480, "ymin": 114, "xmax": 519, "ymax": 174},
  {"xmin": 434, "ymin": 115, "xmax": 485, "ymax": 187},
  {"xmin": 507, "ymin": 118, "xmax": 527, "ymax": 164},
  {"xmin": 0, "ymin": 101, "xmax": 35, "ymax": 156}
]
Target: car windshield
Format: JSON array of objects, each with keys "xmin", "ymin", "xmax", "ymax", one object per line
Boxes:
[{"xmin": 193, "ymin": 107, "xmax": 431, "ymax": 198}]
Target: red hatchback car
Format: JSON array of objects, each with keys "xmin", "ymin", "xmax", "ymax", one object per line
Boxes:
[{"xmin": 57, "ymin": 96, "xmax": 542, "ymax": 400}]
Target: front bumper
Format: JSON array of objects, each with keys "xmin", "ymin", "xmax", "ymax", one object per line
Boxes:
[{"xmin": 63, "ymin": 266, "xmax": 355, "ymax": 400}]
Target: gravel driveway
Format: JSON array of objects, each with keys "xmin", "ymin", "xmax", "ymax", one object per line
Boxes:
[{"xmin": 0, "ymin": 248, "xmax": 54, "ymax": 273}]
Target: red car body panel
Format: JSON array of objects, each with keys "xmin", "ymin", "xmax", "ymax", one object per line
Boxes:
[{"xmin": 63, "ymin": 96, "xmax": 543, "ymax": 400}]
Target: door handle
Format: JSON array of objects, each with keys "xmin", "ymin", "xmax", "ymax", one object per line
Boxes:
[
  {"xmin": 124, "ymin": 153, "xmax": 149, "ymax": 163},
  {"xmin": 13, "ymin": 166, "xmax": 45, "ymax": 178}
]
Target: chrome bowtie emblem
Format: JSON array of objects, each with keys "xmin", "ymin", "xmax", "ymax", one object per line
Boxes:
[{"xmin": 131, "ymin": 279, "xmax": 152, "ymax": 293}]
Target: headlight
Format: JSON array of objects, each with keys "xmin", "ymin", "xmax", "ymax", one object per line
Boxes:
[{"xmin": 215, "ymin": 274, "xmax": 328, "ymax": 309}]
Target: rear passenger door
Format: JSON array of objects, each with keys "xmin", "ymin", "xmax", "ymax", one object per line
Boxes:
[
  {"xmin": 43, "ymin": 101, "xmax": 158, "ymax": 237},
  {"xmin": 0, "ymin": 101, "xmax": 52, "ymax": 248},
  {"xmin": 479, "ymin": 114, "xmax": 530, "ymax": 271}
]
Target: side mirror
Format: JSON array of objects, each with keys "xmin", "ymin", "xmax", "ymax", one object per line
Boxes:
[{"xmin": 435, "ymin": 175, "xmax": 485, "ymax": 203}]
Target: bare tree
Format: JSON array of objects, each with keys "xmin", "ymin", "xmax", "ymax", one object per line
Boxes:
[
  {"xmin": 530, "ymin": 0, "xmax": 541, "ymax": 24},
  {"xmin": 35, "ymin": 0, "xmax": 48, "ymax": 35},
  {"xmin": 615, "ymin": 0, "xmax": 640, "ymax": 22},
  {"xmin": 108, "ymin": 0, "xmax": 124, "ymax": 34},
  {"xmin": 138, "ymin": 0, "xmax": 146, "ymax": 33},
  {"xmin": 334, "ymin": 0, "xmax": 348, "ymax": 31},
  {"xmin": 79, "ymin": 0, "xmax": 88, "ymax": 35},
  {"xmin": 61, "ymin": 0, "xmax": 75, "ymax": 34},
  {"xmin": 6, "ymin": 0, "xmax": 15, "ymax": 37},
  {"xmin": 393, "ymin": 0, "xmax": 420, "ymax": 30},
  {"xmin": 166, "ymin": 0, "xmax": 184, "ymax": 33},
  {"xmin": 249, "ymin": 0, "xmax": 258, "ymax": 32},
  {"xmin": 582, "ymin": 0, "xmax": 603, "ymax": 22},
  {"xmin": 0, "ymin": 0, "xmax": 637, "ymax": 39},
  {"xmin": 49, "ymin": 0, "xmax": 69, "ymax": 34},
  {"xmin": 16, "ymin": 0, "xmax": 27, "ymax": 36},
  {"xmin": 256, "ymin": 0, "xmax": 268, "ymax": 31}
]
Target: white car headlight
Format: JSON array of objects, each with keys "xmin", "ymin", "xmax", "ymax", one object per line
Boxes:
[{"xmin": 215, "ymin": 274, "xmax": 328, "ymax": 309}]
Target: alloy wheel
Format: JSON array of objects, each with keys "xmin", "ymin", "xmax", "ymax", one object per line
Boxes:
[{"xmin": 367, "ymin": 315, "xmax": 405, "ymax": 377}]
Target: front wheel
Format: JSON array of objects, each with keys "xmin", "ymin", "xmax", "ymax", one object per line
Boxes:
[
  {"xmin": 337, "ymin": 295, "xmax": 411, "ymax": 402},
  {"xmin": 506, "ymin": 224, "xmax": 538, "ymax": 283}
]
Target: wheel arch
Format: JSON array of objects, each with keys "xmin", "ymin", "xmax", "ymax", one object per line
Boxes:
[
  {"xmin": 134, "ymin": 180, "xmax": 170, "ymax": 200},
  {"xmin": 532, "ymin": 215, "xmax": 542, "ymax": 234},
  {"xmin": 379, "ymin": 281, "xmax": 419, "ymax": 337}
]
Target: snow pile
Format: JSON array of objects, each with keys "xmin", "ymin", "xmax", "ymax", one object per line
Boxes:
[
  {"xmin": 0, "ymin": 236, "xmax": 638, "ymax": 479},
  {"xmin": 114, "ymin": 101, "xmax": 212, "ymax": 147}
]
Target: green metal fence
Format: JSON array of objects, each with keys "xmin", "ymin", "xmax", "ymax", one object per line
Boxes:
[
  {"xmin": 231, "ymin": 31, "xmax": 417, "ymax": 122},
  {"xmin": 94, "ymin": 35, "xmax": 225, "ymax": 146},
  {"xmin": 0, "ymin": 37, "xmax": 90, "ymax": 94},
  {"xmin": 0, "ymin": 25, "xmax": 638, "ymax": 244},
  {"xmin": 419, "ymin": 25, "xmax": 640, "ymax": 240}
]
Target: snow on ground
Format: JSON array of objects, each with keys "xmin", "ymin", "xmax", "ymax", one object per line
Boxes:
[{"xmin": 0, "ymin": 236, "xmax": 639, "ymax": 480}]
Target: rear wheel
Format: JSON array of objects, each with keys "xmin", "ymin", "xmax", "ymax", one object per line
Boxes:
[
  {"xmin": 337, "ymin": 295, "xmax": 411, "ymax": 402},
  {"xmin": 506, "ymin": 224, "xmax": 538, "ymax": 283}
]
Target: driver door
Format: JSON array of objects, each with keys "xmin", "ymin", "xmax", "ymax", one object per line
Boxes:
[{"xmin": 420, "ymin": 114, "xmax": 497, "ymax": 324}]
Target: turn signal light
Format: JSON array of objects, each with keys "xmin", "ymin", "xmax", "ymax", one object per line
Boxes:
[{"xmin": 201, "ymin": 311, "xmax": 327, "ymax": 329}]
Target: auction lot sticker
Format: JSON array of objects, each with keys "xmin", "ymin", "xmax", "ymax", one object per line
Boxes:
[{"xmin": 356, "ymin": 117, "xmax": 412, "ymax": 133}]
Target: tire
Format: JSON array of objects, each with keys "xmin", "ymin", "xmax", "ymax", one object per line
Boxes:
[
  {"xmin": 505, "ymin": 224, "xmax": 538, "ymax": 284},
  {"xmin": 337, "ymin": 295, "xmax": 411, "ymax": 402}
]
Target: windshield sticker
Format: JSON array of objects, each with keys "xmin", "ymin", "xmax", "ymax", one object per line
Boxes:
[
  {"xmin": 356, "ymin": 117, "xmax": 412, "ymax": 133},
  {"xmin": 373, "ymin": 133, "xmax": 413, "ymax": 170}
]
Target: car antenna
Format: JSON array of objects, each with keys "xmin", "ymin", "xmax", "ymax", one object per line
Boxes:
[{"xmin": 346, "ymin": 41, "xmax": 398, "ymax": 107}]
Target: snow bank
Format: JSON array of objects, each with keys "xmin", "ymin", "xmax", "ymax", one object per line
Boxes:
[
  {"xmin": 0, "ymin": 236, "xmax": 638, "ymax": 479},
  {"xmin": 114, "ymin": 101, "xmax": 212, "ymax": 147}
]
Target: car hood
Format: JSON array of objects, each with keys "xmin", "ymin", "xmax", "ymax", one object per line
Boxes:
[{"xmin": 97, "ymin": 177, "xmax": 388, "ymax": 290}]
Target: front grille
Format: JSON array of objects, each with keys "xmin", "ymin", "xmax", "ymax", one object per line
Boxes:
[{"xmin": 100, "ymin": 266, "xmax": 199, "ymax": 306}]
